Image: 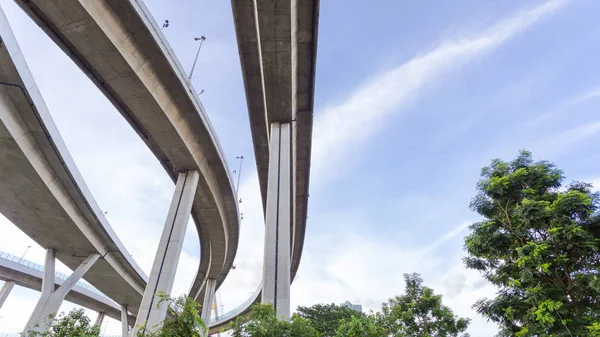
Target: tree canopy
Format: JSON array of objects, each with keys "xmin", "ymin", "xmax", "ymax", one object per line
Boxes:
[
  {"xmin": 380, "ymin": 273, "xmax": 470, "ymax": 337},
  {"xmin": 464, "ymin": 150, "xmax": 600, "ymax": 336},
  {"xmin": 296, "ymin": 303, "xmax": 363, "ymax": 336},
  {"xmin": 229, "ymin": 273, "xmax": 468, "ymax": 337},
  {"xmin": 228, "ymin": 303, "xmax": 319, "ymax": 337},
  {"xmin": 335, "ymin": 314, "xmax": 384, "ymax": 337},
  {"xmin": 26, "ymin": 309, "xmax": 100, "ymax": 337},
  {"xmin": 138, "ymin": 293, "xmax": 206, "ymax": 337}
]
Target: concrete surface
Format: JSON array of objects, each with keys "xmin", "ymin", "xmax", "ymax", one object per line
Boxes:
[
  {"xmin": 0, "ymin": 251, "xmax": 131, "ymax": 322},
  {"xmin": 0, "ymin": 6, "xmax": 147, "ymax": 314},
  {"xmin": 133, "ymin": 171, "xmax": 200, "ymax": 336},
  {"xmin": 262, "ymin": 123, "xmax": 291, "ymax": 319},
  {"xmin": 230, "ymin": 0, "xmax": 319, "ymax": 284},
  {"xmin": 24, "ymin": 249, "xmax": 100, "ymax": 333},
  {"xmin": 208, "ymin": 0, "xmax": 319, "ymax": 330},
  {"xmin": 0, "ymin": 280, "xmax": 14, "ymax": 309},
  {"xmin": 200, "ymin": 278, "xmax": 216, "ymax": 336},
  {"xmin": 95, "ymin": 312, "xmax": 105, "ymax": 328},
  {"xmin": 13, "ymin": 0, "xmax": 240, "ymax": 307}
]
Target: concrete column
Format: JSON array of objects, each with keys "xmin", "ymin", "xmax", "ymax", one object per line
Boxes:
[
  {"xmin": 261, "ymin": 122, "xmax": 292, "ymax": 320},
  {"xmin": 42, "ymin": 248, "xmax": 56, "ymax": 296},
  {"xmin": 121, "ymin": 305, "xmax": 129, "ymax": 337},
  {"xmin": 133, "ymin": 171, "xmax": 200, "ymax": 335},
  {"xmin": 199, "ymin": 279, "xmax": 216, "ymax": 330},
  {"xmin": 23, "ymin": 250, "xmax": 100, "ymax": 334},
  {"xmin": 213, "ymin": 295, "xmax": 221, "ymax": 337},
  {"xmin": 95, "ymin": 312, "xmax": 105, "ymax": 327},
  {"xmin": 0, "ymin": 281, "xmax": 15, "ymax": 309}
]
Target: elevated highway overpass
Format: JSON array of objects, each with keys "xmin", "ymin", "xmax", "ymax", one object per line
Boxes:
[
  {"xmin": 211, "ymin": 0, "xmax": 320, "ymax": 325},
  {"xmin": 0, "ymin": 251, "xmax": 134, "ymax": 324},
  {"xmin": 209, "ymin": 1, "xmax": 321, "ymax": 331},
  {"xmin": 11, "ymin": 0, "xmax": 241, "ymax": 332},
  {"xmin": 0, "ymin": 9, "xmax": 146, "ymax": 332},
  {"xmin": 0, "ymin": 0, "xmax": 319, "ymax": 333}
]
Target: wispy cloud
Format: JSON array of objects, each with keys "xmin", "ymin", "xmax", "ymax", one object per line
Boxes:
[
  {"xmin": 532, "ymin": 120, "xmax": 600, "ymax": 158},
  {"xmin": 524, "ymin": 86, "xmax": 600, "ymax": 127},
  {"xmin": 311, "ymin": 0, "xmax": 569, "ymax": 178}
]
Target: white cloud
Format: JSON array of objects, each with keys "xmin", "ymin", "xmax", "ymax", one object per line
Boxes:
[
  {"xmin": 311, "ymin": 0, "xmax": 569, "ymax": 181},
  {"xmin": 290, "ymin": 222, "xmax": 498, "ymax": 335}
]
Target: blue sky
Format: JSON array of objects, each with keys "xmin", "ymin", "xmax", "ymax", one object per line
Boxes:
[{"xmin": 1, "ymin": 0, "xmax": 600, "ymax": 336}]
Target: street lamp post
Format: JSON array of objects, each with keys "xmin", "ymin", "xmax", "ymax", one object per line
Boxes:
[
  {"xmin": 19, "ymin": 245, "xmax": 32, "ymax": 262},
  {"xmin": 188, "ymin": 36, "xmax": 206, "ymax": 80},
  {"xmin": 235, "ymin": 156, "xmax": 244, "ymax": 197}
]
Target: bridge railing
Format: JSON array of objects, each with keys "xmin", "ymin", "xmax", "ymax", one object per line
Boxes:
[
  {"xmin": 1, "ymin": 250, "xmax": 262, "ymax": 327},
  {"xmin": 210, "ymin": 282, "xmax": 261, "ymax": 325},
  {"xmin": 0, "ymin": 251, "xmax": 107, "ymax": 298}
]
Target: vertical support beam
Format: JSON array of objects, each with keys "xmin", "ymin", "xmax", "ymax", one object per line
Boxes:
[
  {"xmin": 261, "ymin": 122, "xmax": 292, "ymax": 320},
  {"xmin": 42, "ymin": 248, "xmax": 56, "ymax": 296},
  {"xmin": 121, "ymin": 305, "xmax": 129, "ymax": 337},
  {"xmin": 23, "ymin": 250, "xmax": 100, "ymax": 334},
  {"xmin": 200, "ymin": 279, "xmax": 216, "ymax": 331},
  {"xmin": 0, "ymin": 281, "xmax": 15, "ymax": 309},
  {"xmin": 95, "ymin": 312, "xmax": 105, "ymax": 327},
  {"xmin": 133, "ymin": 171, "xmax": 200, "ymax": 335},
  {"xmin": 213, "ymin": 295, "xmax": 221, "ymax": 337}
]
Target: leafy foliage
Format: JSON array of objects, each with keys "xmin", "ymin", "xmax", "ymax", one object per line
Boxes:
[
  {"xmin": 335, "ymin": 314, "xmax": 384, "ymax": 337},
  {"xmin": 296, "ymin": 303, "xmax": 363, "ymax": 337},
  {"xmin": 137, "ymin": 293, "xmax": 206, "ymax": 337},
  {"xmin": 380, "ymin": 273, "xmax": 470, "ymax": 337},
  {"xmin": 464, "ymin": 150, "xmax": 600, "ymax": 336},
  {"xmin": 228, "ymin": 274, "xmax": 468, "ymax": 336},
  {"xmin": 25, "ymin": 309, "xmax": 100, "ymax": 337},
  {"xmin": 228, "ymin": 303, "xmax": 319, "ymax": 337}
]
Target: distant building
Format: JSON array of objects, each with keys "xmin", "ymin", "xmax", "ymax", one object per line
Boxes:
[{"xmin": 341, "ymin": 300, "xmax": 362, "ymax": 312}]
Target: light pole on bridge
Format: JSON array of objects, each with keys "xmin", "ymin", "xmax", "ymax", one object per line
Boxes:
[
  {"xmin": 188, "ymin": 36, "xmax": 206, "ymax": 81},
  {"xmin": 19, "ymin": 245, "xmax": 32, "ymax": 262}
]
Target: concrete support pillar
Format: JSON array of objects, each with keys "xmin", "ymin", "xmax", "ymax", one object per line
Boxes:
[
  {"xmin": 23, "ymin": 249, "xmax": 100, "ymax": 334},
  {"xmin": 199, "ymin": 279, "xmax": 216, "ymax": 330},
  {"xmin": 133, "ymin": 171, "xmax": 200, "ymax": 335},
  {"xmin": 0, "ymin": 281, "xmax": 15, "ymax": 309},
  {"xmin": 121, "ymin": 305, "xmax": 129, "ymax": 337},
  {"xmin": 261, "ymin": 122, "xmax": 292, "ymax": 320},
  {"xmin": 213, "ymin": 295, "xmax": 221, "ymax": 337},
  {"xmin": 95, "ymin": 312, "xmax": 105, "ymax": 327}
]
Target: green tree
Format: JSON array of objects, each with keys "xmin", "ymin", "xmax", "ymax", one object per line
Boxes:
[
  {"xmin": 464, "ymin": 150, "xmax": 600, "ymax": 336},
  {"xmin": 380, "ymin": 273, "xmax": 470, "ymax": 337},
  {"xmin": 137, "ymin": 293, "xmax": 206, "ymax": 337},
  {"xmin": 25, "ymin": 309, "xmax": 100, "ymax": 337},
  {"xmin": 296, "ymin": 303, "xmax": 363, "ymax": 336},
  {"xmin": 335, "ymin": 314, "xmax": 385, "ymax": 337},
  {"xmin": 228, "ymin": 303, "xmax": 319, "ymax": 337}
]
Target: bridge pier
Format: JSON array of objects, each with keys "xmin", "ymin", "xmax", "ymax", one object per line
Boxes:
[
  {"xmin": 261, "ymin": 122, "xmax": 292, "ymax": 320},
  {"xmin": 121, "ymin": 305, "xmax": 129, "ymax": 337},
  {"xmin": 95, "ymin": 312, "xmax": 105, "ymax": 327},
  {"xmin": 199, "ymin": 278, "xmax": 217, "ymax": 334},
  {"xmin": 23, "ymin": 249, "xmax": 100, "ymax": 334},
  {"xmin": 0, "ymin": 281, "xmax": 15, "ymax": 309},
  {"xmin": 133, "ymin": 171, "xmax": 199, "ymax": 336}
]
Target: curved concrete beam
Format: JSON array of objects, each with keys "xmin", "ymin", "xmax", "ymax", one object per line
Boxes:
[{"xmin": 0, "ymin": 6, "xmax": 147, "ymax": 312}]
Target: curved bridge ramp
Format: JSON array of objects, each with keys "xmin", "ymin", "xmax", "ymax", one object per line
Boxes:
[
  {"xmin": 0, "ymin": 6, "xmax": 147, "ymax": 317},
  {"xmin": 0, "ymin": 251, "xmax": 134, "ymax": 323}
]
